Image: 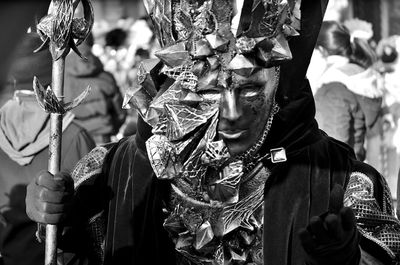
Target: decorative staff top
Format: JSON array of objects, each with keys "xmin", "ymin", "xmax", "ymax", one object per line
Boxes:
[
  {"xmin": 36, "ymin": 0, "xmax": 94, "ymax": 60},
  {"xmin": 33, "ymin": 0, "xmax": 94, "ymax": 114}
]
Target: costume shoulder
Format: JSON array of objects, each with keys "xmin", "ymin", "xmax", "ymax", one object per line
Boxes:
[
  {"xmin": 65, "ymin": 137, "xmax": 136, "ymax": 264},
  {"xmin": 71, "ymin": 137, "xmax": 133, "ymax": 188},
  {"xmin": 345, "ymin": 161, "xmax": 400, "ymax": 264},
  {"xmin": 71, "ymin": 143, "xmax": 112, "ymax": 188}
]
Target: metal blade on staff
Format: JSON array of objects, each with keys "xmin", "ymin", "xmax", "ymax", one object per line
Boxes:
[{"xmin": 32, "ymin": 0, "xmax": 93, "ymax": 264}]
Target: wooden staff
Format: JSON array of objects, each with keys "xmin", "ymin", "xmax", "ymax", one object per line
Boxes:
[{"xmin": 33, "ymin": 0, "xmax": 93, "ymax": 264}]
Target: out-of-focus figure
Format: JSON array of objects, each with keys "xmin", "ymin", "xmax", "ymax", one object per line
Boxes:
[
  {"xmin": 0, "ymin": 32, "xmax": 95, "ymax": 265},
  {"xmin": 314, "ymin": 21, "xmax": 384, "ymax": 161},
  {"xmin": 64, "ymin": 34, "xmax": 126, "ymax": 144}
]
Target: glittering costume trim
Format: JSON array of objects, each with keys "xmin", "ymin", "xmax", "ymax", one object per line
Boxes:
[
  {"xmin": 164, "ymin": 163, "xmax": 271, "ymax": 264},
  {"xmin": 72, "ymin": 146, "xmax": 108, "ymax": 188},
  {"xmin": 344, "ymin": 171, "xmax": 400, "ymax": 261},
  {"xmin": 71, "ymin": 146, "xmax": 110, "ymax": 265}
]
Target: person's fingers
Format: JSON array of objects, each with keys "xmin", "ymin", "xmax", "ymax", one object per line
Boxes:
[
  {"xmin": 324, "ymin": 213, "xmax": 342, "ymax": 238},
  {"xmin": 309, "ymin": 216, "xmax": 331, "ymax": 243},
  {"xmin": 35, "ymin": 188, "xmax": 72, "ymax": 203},
  {"xmin": 35, "ymin": 201, "xmax": 70, "ymax": 214},
  {"xmin": 329, "ymin": 184, "xmax": 344, "ymax": 214},
  {"xmin": 340, "ymin": 207, "xmax": 356, "ymax": 231},
  {"xmin": 299, "ymin": 228, "xmax": 317, "ymax": 254},
  {"xmin": 26, "ymin": 180, "xmax": 39, "ymax": 221},
  {"xmin": 36, "ymin": 171, "xmax": 73, "ymax": 192},
  {"xmin": 26, "ymin": 186, "xmax": 70, "ymax": 223}
]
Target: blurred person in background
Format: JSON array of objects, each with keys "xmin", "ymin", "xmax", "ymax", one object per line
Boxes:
[
  {"xmin": 375, "ymin": 37, "xmax": 400, "ymax": 215},
  {"xmin": 377, "ymin": 37, "xmax": 400, "ymax": 152},
  {"xmin": 64, "ymin": 33, "xmax": 126, "ymax": 144},
  {"xmin": 0, "ymin": 2, "xmax": 49, "ymax": 264},
  {"xmin": 101, "ymin": 28, "xmax": 130, "ymax": 89},
  {"xmin": 0, "ymin": 32, "xmax": 95, "ymax": 265},
  {"xmin": 314, "ymin": 21, "xmax": 384, "ymax": 162}
]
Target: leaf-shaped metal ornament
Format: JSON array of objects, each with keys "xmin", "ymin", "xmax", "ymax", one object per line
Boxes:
[
  {"xmin": 68, "ymin": 0, "xmax": 94, "ymax": 59},
  {"xmin": 63, "ymin": 85, "xmax": 91, "ymax": 111},
  {"xmin": 33, "ymin": 77, "xmax": 91, "ymax": 114},
  {"xmin": 33, "ymin": 77, "xmax": 66, "ymax": 114}
]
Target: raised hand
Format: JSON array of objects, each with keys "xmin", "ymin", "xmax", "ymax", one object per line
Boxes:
[
  {"xmin": 299, "ymin": 184, "xmax": 360, "ymax": 265},
  {"xmin": 26, "ymin": 170, "xmax": 74, "ymax": 224}
]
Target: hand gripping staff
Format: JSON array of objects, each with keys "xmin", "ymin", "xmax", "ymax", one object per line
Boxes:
[{"xmin": 32, "ymin": 0, "xmax": 94, "ymax": 264}]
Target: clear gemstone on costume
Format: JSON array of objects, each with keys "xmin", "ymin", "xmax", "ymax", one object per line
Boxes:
[
  {"xmin": 230, "ymin": 249, "xmax": 247, "ymax": 264},
  {"xmin": 155, "ymin": 42, "xmax": 191, "ymax": 67},
  {"xmin": 197, "ymin": 70, "xmax": 219, "ymax": 91},
  {"xmin": 146, "ymin": 135, "xmax": 181, "ymax": 179},
  {"xmin": 190, "ymin": 38, "xmax": 214, "ymax": 59},
  {"xmin": 164, "ymin": 103, "xmax": 217, "ymax": 141},
  {"xmin": 205, "ymin": 33, "xmax": 230, "ymax": 52},
  {"xmin": 122, "ymin": 86, "xmax": 154, "ymax": 117},
  {"xmin": 228, "ymin": 54, "xmax": 259, "ymax": 77},
  {"xmin": 206, "ymin": 56, "xmax": 220, "ymax": 71},
  {"xmin": 136, "ymin": 58, "xmax": 163, "ymax": 90},
  {"xmin": 180, "ymin": 91, "xmax": 204, "ymax": 105},
  {"xmin": 194, "ymin": 221, "xmax": 214, "ymax": 250},
  {"xmin": 270, "ymin": 34, "xmax": 292, "ymax": 61}
]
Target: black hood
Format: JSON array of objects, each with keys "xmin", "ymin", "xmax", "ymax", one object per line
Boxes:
[
  {"xmin": 261, "ymin": 80, "xmax": 322, "ymax": 161},
  {"xmin": 261, "ymin": 0, "xmax": 329, "ymax": 158}
]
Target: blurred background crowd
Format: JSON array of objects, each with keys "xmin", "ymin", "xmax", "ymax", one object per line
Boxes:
[{"xmin": 1, "ymin": 0, "xmax": 400, "ymax": 263}]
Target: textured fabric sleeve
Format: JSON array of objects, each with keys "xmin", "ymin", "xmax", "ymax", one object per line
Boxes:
[
  {"xmin": 56, "ymin": 144, "xmax": 115, "ymax": 264},
  {"xmin": 344, "ymin": 169, "xmax": 400, "ymax": 264}
]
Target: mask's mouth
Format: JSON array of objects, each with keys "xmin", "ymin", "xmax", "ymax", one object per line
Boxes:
[{"xmin": 218, "ymin": 129, "xmax": 247, "ymax": 140}]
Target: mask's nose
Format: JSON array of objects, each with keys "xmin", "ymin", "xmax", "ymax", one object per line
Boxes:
[{"xmin": 220, "ymin": 89, "xmax": 242, "ymax": 121}]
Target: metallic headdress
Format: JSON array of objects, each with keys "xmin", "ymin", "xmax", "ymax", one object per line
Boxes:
[{"xmin": 146, "ymin": 0, "xmax": 301, "ymax": 66}]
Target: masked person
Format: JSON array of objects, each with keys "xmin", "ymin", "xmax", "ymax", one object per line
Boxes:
[{"xmin": 25, "ymin": 0, "xmax": 400, "ymax": 264}]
